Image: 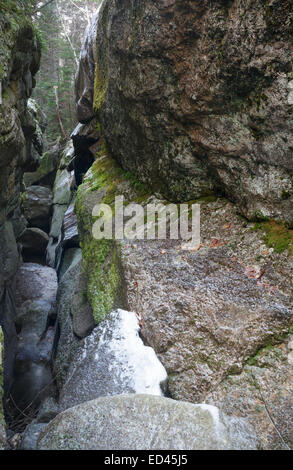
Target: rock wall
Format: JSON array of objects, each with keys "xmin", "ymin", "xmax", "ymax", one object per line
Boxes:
[
  {"xmin": 72, "ymin": 136, "xmax": 293, "ymax": 449},
  {"xmin": 0, "ymin": 1, "xmax": 41, "ymax": 441},
  {"xmin": 0, "ymin": 327, "xmax": 5, "ymax": 448},
  {"xmin": 78, "ymin": 0, "xmax": 293, "ymax": 225}
]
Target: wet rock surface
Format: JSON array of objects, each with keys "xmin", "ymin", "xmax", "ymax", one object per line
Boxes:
[
  {"xmin": 59, "ymin": 310, "xmax": 167, "ymax": 411},
  {"xmin": 38, "ymin": 394, "xmax": 258, "ymax": 450},
  {"xmin": 36, "ymin": 397, "xmax": 59, "ymax": 424}
]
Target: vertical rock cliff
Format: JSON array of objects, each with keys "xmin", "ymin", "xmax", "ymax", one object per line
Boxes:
[{"xmin": 0, "ymin": 1, "xmax": 41, "ymax": 444}]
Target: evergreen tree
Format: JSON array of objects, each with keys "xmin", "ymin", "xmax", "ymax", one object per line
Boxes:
[{"xmin": 32, "ymin": 0, "xmax": 100, "ymax": 143}]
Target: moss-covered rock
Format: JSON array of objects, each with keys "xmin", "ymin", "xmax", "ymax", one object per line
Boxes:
[
  {"xmin": 0, "ymin": 1, "xmax": 37, "ymax": 83},
  {"xmin": 75, "ymin": 144, "xmax": 151, "ymax": 324},
  {"xmin": 252, "ymin": 220, "xmax": 293, "ymax": 255}
]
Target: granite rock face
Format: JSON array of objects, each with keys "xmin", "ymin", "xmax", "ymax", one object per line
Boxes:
[
  {"xmin": 205, "ymin": 335, "xmax": 293, "ymax": 450},
  {"xmin": 84, "ymin": 0, "xmax": 293, "ymax": 225},
  {"xmin": 71, "ymin": 137, "xmax": 293, "ymax": 449},
  {"xmin": 0, "ymin": 5, "xmax": 41, "ymax": 443},
  {"xmin": 38, "ymin": 394, "xmax": 258, "ymax": 450}
]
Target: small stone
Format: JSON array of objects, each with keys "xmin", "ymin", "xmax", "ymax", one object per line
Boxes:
[{"xmin": 287, "ymin": 91, "xmax": 293, "ymax": 105}]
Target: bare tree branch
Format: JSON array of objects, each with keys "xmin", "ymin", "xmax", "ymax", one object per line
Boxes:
[
  {"xmin": 56, "ymin": 0, "xmax": 79, "ymax": 67},
  {"xmin": 54, "ymin": 85, "xmax": 68, "ymax": 139}
]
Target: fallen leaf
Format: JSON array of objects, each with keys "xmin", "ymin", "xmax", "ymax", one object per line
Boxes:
[
  {"xmin": 209, "ymin": 238, "xmax": 219, "ymax": 248},
  {"xmin": 223, "ymin": 223, "xmax": 231, "ymax": 229},
  {"xmin": 190, "ymin": 243, "xmax": 204, "ymax": 252},
  {"xmin": 244, "ymin": 265, "xmax": 259, "ymax": 279},
  {"xmin": 209, "ymin": 239, "xmax": 227, "ymax": 248},
  {"xmin": 179, "ymin": 243, "xmax": 203, "ymax": 251}
]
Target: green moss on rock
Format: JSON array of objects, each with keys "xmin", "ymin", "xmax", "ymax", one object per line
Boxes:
[
  {"xmin": 93, "ymin": 62, "xmax": 108, "ymax": 112},
  {"xmin": 75, "ymin": 145, "xmax": 151, "ymax": 324},
  {"xmin": 253, "ymin": 220, "xmax": 293, "ymax": 255}
]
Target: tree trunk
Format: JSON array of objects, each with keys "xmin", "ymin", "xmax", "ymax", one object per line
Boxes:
[{"xmin": 54, "ymin": 86, "xmax": 67, "ymax": 139}]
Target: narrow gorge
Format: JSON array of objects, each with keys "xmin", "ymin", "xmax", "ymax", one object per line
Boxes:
[{"xmin": 0, "ymin": 0, "xmax": 293, "ymax": 452}]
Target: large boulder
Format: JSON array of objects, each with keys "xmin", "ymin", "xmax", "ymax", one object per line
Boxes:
[
  {"xmin": 58, "ymin": 309, "xmax": 167, "ymax": 410},
  {"xmin": 24, "ymin": 143, "xmax": 61, "ymax": 188},
  {"xmin": 23, "ymin": 185, "xmax": 53, "ymax": 232},
  {"xmin": 19, "ymin": 227, "xmax": 49, "ymax": 261},
  {"xmin": 87, "ymin": 0, "xmax": 293, "ymax": 225},
  {"xmin": 38, "ymin": 394, "xmax": 258, "ymax": 450},
  {"xmin": 53, "ymin": 169, "xmax": 74, "ymax": 206},
  {"xmin": 0, "ymin": 11, "xmax": 41, "ymax": 223}
]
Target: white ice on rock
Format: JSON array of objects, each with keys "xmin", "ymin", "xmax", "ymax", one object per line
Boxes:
[
  {"xmin": 59, "ymin": 309, "xmax": 168, "ymax": 410},
  {"xmin": 97, "ymin": 309, "xmax": 168, "ymax": 395}
]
